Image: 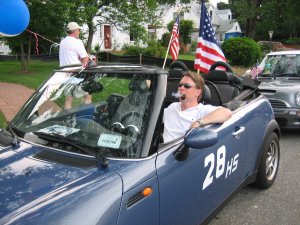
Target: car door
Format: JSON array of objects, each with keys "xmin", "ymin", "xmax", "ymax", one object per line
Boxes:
[{"xmin": 156, "ymin": 114, "xmax": 247, "ymax": 225}]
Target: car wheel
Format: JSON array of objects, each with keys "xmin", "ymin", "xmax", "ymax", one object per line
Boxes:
[{"xmin": 254, "ymin": 132, "xmax": 280, "ymax": 189}]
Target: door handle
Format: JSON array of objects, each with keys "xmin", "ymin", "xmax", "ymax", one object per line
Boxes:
[{"xmin": 232, "ymin": 126, "xmax": 245, "ymax": 139}]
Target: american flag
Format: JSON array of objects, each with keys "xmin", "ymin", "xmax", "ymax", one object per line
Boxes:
[
  {"xmin": 194, "ymin": 1, "xmax": 226, "ymax": 74},
  {"xmin": 250, "ymin": 62, "xmax": 262, "ymax": 78},
  {"xmin": 170, "ymin": 16, "xmax": 180, "ymax": 61}
]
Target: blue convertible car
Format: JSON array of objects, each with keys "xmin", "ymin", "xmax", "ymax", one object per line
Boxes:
[{"xmin": 0, "ymin": 61, "xmax": 280, "ymax": 225}]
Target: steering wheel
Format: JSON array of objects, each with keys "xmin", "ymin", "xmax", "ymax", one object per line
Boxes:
[{"xmin": 209, "ymin": 61, "xmax": 233, "ymax": 73}]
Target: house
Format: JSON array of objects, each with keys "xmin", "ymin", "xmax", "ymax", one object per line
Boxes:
[
  {"xmin": 0, "ymin": 40, "xmax": 11, "ymax": 55},
  {"xmin": 206, "ymin": 5, "xmax": 242, "ymax": 42},
  {"xmin": 92, "ymin": 1, "xmax": 242, "ymax": 51}
]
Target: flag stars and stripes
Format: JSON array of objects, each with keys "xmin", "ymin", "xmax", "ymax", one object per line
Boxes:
[
  {"xmin": 194, "ymin": 1, "xmax": 227, "ymax": 74},
  {"xmin": 170, "ymin": 16, "xmax": 180, "ymax": 61}
]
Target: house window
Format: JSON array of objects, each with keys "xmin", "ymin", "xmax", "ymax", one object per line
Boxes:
[{"xmin": 228, "ymin": 15, "xmax": 231, "ymax": 20}]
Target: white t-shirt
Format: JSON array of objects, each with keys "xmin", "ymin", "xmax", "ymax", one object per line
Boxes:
[
  {"xmin": 163, "ymin": 102, "xmax": 218, "ymax": 143},
  {"xmin": 59, "ymin": 36, "xmax": 88, "ymax": 67}
]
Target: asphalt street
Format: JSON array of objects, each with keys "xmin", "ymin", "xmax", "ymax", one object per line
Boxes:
[{"xmin": 209, "ymin": 129, "xmax": 300, "ymax": 225}]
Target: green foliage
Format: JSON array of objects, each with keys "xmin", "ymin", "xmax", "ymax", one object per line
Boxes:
[
  {"xmin": 143, "ymin": 40, "xmax": 166, "ymax": 58},
  {"xmin": 122, "ymin": 41, "xmax": 166, "ymax": 58},
  {"xmin": 285, "ymin": 38, "xmax": 300, "ymax": 45},
  {"xmin": 159, "ymin": 32, "xmax": 171, "ymax": 47},
  {"xmin": 222, "ymin": 37, "xmax": 262, "ymax": 67},
  {"xmin": 179, "ymin": 20, "xmax": 194, "ymax": 44},
  {"xmin": 167, "ymin": 19, "xmax": 194, "ymax": 44},
  {"xmin": 189, "ymin": 41, "xmax": 198, "ymax": 54},
  {"xmin": 122, "ymin": 44, "xmax": 145, "ymax": 55},
  {"xmin": 0, "ymin": 111, "xmax": 7, "ymax": 129}
]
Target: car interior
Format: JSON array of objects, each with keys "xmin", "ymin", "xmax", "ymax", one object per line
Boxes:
[{"xmin": 165, "ymin": 61, "xmax": 260, "ymax": 111}]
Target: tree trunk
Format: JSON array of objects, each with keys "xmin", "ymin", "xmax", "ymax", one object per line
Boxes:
[
  {"xmin": 245, "ymin": 18, "xmax": 256, "ymax": 39},
  {"xmin": 244, "ymin": 0, "xmax": 263, "ymax": 39},
  {"xmin": 20, "ymin": 36, "xmax": 27, "ymax": 72},
  {"xmin": 86, "ymin": 21, "xmax": 94, "ymax": 54},
  {"xmin": 27, "ymin": 34, "xmax": 32, "ymax": 67}
]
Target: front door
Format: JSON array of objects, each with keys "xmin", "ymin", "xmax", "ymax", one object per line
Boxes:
[
  {"xmin": 156, "ymin": 115, "xmax": 247, "ymax": 225},
  {"xmin": 104, "ymin": 25, "xmax": 111, "ymax": 49}
]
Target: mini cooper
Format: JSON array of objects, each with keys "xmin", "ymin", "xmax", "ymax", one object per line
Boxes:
[
  {"xmin": 257, "ymin": 50, "xmax": 300, "ymax": 128},
  {"xmin": 0, "ymin": 61, "xmax": 280, "ymax": 225}
]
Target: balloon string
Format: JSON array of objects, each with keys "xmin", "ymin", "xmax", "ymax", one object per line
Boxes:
[
  {"xmin": 26, "ymin": 29, "xmax": 80, "ymax": 54},
  {"xmin": 26, "ymin": 29, "xmax": 60, "ymax": 46},
  {"xmin": 33, "ymin": 32, "xmax": 39, "ymax": 55}
]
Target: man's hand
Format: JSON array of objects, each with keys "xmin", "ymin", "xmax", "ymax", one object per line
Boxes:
[{"xmin": 190, "ymin": 119, "xmax": 205, "ymax": 129}]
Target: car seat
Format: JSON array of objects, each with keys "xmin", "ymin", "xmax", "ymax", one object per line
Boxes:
[
  {"xmin": 110, "ymin": 79, "xmax": 151, "ymax": 134},
  {"xmin": 204, "ymin": 70, "xmax": 243, "ymax": 106}
]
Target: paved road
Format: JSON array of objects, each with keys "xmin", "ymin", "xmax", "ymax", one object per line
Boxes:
[{"xmin": 209, "ymin": 129, "xmax": 300, "ymax": 225}]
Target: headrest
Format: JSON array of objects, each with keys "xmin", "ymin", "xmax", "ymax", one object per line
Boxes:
[
  {"xmin": 169, "ymin": 61, "xmax": 188, "ymax": 78},
  {"xmin": 205, "ymin": 70, "xmax": 243, "ymax": 86},
  {"xmin": 200, "ymin": 85, "xmax": 211, "ymax": 103},
  {"xmin": 205, "ymin": 70, "xmax": 230, "ymax": 82},
  {"xmin": 129, "ymin": 80, "xmax": 148, "ymax": 93}
]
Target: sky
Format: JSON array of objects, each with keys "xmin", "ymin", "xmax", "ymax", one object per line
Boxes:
[{"xmin": 209, "ymin": 0, "xmax": 228, "ymax": 7}]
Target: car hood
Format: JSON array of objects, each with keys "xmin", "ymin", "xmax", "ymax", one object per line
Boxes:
[
  {"xmin": 0, "ymin": 141, "xmax": 123, "ymax": 225},
  {"xmin": 258, "ymin": 77, "xmax": 300, "ymax": 89}
]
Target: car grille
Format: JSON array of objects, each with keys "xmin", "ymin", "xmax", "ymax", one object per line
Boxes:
[{"xmin": 269, "ymin": 99, "xmax": 287, "ymax": 108}]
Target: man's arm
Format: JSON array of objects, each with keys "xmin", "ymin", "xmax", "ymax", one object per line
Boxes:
[{"xmin": 190, "ymin": 107, "xmax": 232, "ymax": 128}]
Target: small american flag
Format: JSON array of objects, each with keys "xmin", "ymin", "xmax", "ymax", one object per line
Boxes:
[
  {"xmin": 250, "ymin": 62, "xmax": 262, "ymax": 79},
  {"xmin": 194, "ymin": 1, "xmax": 226, "ymax": 74},
  {"xmin": 170, "ymin": 16, "xmax": 180, "ymax": 61}
]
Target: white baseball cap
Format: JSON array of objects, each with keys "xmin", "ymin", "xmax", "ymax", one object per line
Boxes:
[{"xmin": 66, "ymin": 22, "xmax": 82, "ymax": 31}]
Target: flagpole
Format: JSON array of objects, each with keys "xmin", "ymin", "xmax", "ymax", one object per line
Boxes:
[
  {"xmin": 162, "ymin": 32, "xmax": 174, "ymax": 70},
  {"xmin": 162, "ymin": 7, "xmax": 182, "ymax": 70}
]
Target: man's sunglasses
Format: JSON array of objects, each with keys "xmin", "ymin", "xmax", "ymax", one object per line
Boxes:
[{"xmin": 178, "ymin": 82, "xmax": 194, "ymax": 89}]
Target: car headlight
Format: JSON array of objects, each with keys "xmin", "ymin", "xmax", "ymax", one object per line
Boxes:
[{"xmin": 296, "ymin": 92, "xmax": 300, "ymax": 106}]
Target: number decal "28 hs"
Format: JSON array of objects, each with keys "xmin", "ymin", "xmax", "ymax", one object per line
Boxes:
[{"xmin": 202, "ymin": 146, "xmax": 239, "ymax": 190}]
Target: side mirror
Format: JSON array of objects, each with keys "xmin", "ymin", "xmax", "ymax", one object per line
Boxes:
[{"xmin": 184, "ymin": 128, "xmax": 218, "ymax": 149}]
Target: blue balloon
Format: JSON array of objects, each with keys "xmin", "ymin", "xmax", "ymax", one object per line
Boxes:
[{"xmin": 0, "ymin": 0, "xmax": 30, "ymax": 36}]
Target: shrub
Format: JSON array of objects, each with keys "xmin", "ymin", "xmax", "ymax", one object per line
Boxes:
[
  {"xmin": 159, "ymin": 32, "xmax": 171, "ymax": 47},
  {"xmin": 222, "ymin": 37, "xmax": 262, "ymax": 67},
  {"xmin": 285, "ymin": 38, "xmax": 300, "ymax": 45},
  {"xmin": 143, "ymin": 40, "xmax": 166, "ymax": 58},
  {"xmin": 122, "ymin": 44, "xmax": 144, "ymax": 55}
]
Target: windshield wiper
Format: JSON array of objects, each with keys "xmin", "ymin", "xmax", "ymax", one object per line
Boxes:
[
  {"xmin": 7, "ymin": 123, "xmax": 18, "ymax": 146},
  {"xmin": 33, "ymin": 132, "xmax": 108, "ymax": 167}
]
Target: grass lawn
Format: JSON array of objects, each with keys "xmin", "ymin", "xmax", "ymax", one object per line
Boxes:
[
  {"xmin": 0, "ymin": 60, "xmax": 59, "ymax": 89},
  {"xmin": 0, "ymin": 111, "xmax": 7, "ymax": 128},
  {"xmin": 0, "ymin": 60, "xmax": 59, "ymax": 127}
]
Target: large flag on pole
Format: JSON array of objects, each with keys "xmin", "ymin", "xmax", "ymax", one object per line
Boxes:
[
  {"xmin": 194, "ymin": 1, "xmax": 226, "ymax": 74},
  {"xmin": 170, "ymin": 16, "xmax": 180, "ymax": 61}
]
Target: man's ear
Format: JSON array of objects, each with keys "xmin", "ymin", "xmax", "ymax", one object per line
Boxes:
[{"xmin": 197, "ymin": 88, "xmax": 202, "ymax": 98}]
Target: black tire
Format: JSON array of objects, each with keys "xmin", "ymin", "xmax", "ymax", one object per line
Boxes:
[{"xmin": 254, "ymin": 132, "xmax": 280, "ymax": 189}]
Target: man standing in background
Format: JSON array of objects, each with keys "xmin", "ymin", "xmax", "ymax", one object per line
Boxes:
[{"xmin": 59, "ymin": 22, "xmax": 90, "ymax": 109}]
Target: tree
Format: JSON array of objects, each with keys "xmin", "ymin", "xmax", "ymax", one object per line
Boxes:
[
  {"xmin": 69, "ymin": 0, "xmax": 161, "ymax": 53},
  {"xmin": 230, "ymin": 0, "xmax": 263, "ymax": 39},
  {"xmin": 4, "ymin": 0, "xmax": 73, "ymax": 72}
]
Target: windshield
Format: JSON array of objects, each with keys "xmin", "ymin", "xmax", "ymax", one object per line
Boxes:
[
  {"xmin": 259, "ymin": 54, "xmax": 300, "ymax": 77},
  {"xmin": 12, "ymin": 67, "xmax": 155, "ymax": 158}
]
